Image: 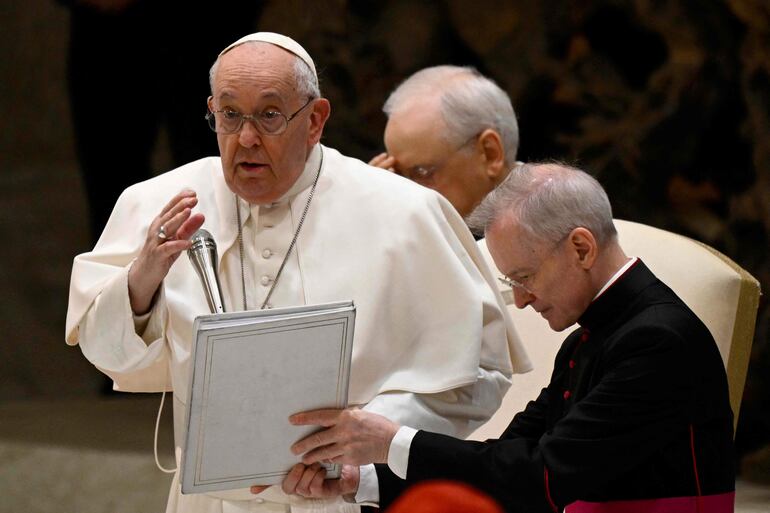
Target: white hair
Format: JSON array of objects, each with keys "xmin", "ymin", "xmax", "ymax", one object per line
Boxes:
[
  {"xmin": 383, "ymin": 65, "xmax": 519, "ymax": 167},
  {"xmin": 466, "ymin": 162, "xmax": 617, "ymax": 245},
  {"xmin": 208, "ymin": 43, "xmax": 320, "ymax": 99}
]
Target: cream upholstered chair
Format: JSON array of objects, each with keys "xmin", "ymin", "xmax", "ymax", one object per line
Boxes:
[{"xmin": 468, "ymin": 219, "xmax": 761, "ymax": 440}]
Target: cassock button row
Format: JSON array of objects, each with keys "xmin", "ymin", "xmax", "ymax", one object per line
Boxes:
[
  {"xmin": 262, "ymin": 249, "xmax": 272, "ymax": 259},
  {"xmin": 260, "ymin": 275, "xmax": 272, "ymax": 286},
  {"xmin": 563, "ymin": 390, "xmax": 571, "ymax": 400},
  {"xmin": 580, "ymin": 332, "xmax": 590, "ymax": 342},
  {"xmin": 569, "ymin": 360, "xmax": 576, "ymax": 369}
]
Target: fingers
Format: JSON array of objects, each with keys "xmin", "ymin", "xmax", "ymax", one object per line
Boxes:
[
  {"xmin": 369, "ymin": 153, "xmax": 396, "ymax": 172},
  {"xmin": 368, "ymin": 152, "xmax": 388, "ymax": 167},
  {"xmin": 281, "ymin": 463, "xmax": 307, "ymax": 495},
  {"xmin": 281, "ymin": 463, "xmax": 327, "ymax": 497},
  {"xmin": 289, "ymin": 409, "xmax": 343, "ymax": 427},
  {"xmin": 290, "ymin": 424, "xmax": 341, "ymax": 457},
  {"xmin": 296, "ymin": 463, "xmax": 325, "ymax": 496},
  {"xmin": 291, "ymin": 427, "xmax": 336, "ymax": 457},
  {"xmin": 307, "ymin": 467, "xmax": 329, "ymax": 497},
  {"xmin": 159, "ymin": 188, "xmax": 197, "ymax": 218},
  {"xmin": 176, "ymin": 213, "xmax": 206, "ymax": 241},
  {"xmin": 300, "ymin": 444, "xmax": 345, "ymax": 466},
  {"xmin": 281, "ymin": 464, "xmax": 361, "ymax": 499},
  {"xmin": 153, "ymin": 194, "xmax": 199, "ymax": 243},
  {"xmin": 250, "ymin": 485, "xmax": 269, "ymax": 494}
]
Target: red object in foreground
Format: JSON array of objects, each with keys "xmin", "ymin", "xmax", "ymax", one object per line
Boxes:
[{"xmin": 387, "ymin": 480, "xmax": 504, "ymax": 513}]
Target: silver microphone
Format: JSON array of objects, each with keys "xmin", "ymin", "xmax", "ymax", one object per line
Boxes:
[{"xmin": 187, "ymin": 229, "xmax": 226, "ymax": 314}]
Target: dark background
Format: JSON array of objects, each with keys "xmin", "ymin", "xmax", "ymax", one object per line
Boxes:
[{"xmin": 2, "ymin": 0, "xmax": 768, "ymax": 479}]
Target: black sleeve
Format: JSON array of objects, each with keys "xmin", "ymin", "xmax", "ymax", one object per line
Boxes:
[
  {"xmin": 374, "ymin": 464, "xmax": 409, "ymax": 510},
  {"xmin": 401, "ymin": 325, "xmax": 700, "ymax": 511},
  {"xmin": 499, "ymin": 385, "xmax": 551, "ymax": 440}
]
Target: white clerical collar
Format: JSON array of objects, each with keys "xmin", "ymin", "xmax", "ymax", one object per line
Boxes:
[{"xmin": 593, "ymin": 256, "xmax": 638, "ymax": 300}]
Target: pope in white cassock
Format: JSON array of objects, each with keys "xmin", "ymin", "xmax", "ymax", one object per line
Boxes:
[{"xmin": 65, "ymin": 32, "xmax": 531, "ymax": 513}]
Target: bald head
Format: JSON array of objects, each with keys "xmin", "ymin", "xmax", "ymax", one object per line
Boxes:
[{"xmin": 384, "ymin": 66, "xmax": 519, "ymax": 168}]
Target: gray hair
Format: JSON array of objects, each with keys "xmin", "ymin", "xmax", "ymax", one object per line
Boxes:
[
  {"xmin": 208, "ymin": 43, "xmax": 320, "ymax": 99},
  {"xmin": 466, "ymin": 162, "xmax": 617, "ymax": 245},
  {"xmin": 383, "ymin": 65, "xmax": 519, "ymax": 167}
]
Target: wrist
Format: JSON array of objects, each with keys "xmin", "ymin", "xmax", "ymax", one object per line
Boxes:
[
  {"xmin": 127, "ymin": 262, "xmax": 160, "ymax": 315},
  {"xmin": 341, "ymin": 465, "xmax": 360, "ymax": 501}
]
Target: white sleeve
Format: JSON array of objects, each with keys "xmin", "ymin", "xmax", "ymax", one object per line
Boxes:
[
  {"xmin": 353, "ymin": 464, "xmax": 381, "ymax": 504},
  {"xmin": 362, "ymin": 367, "xmax": 511, "ymax": 438},
  {"xmin": 77, "ymin": 265, "xmax": 171, "ymax": 392},
  {"xmin": 387, "ymin": 426, "xmax": 419, "ymax": 479}
]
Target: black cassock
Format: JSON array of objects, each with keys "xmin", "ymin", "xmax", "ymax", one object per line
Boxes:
[{"xmin": 376, "ymin": 260, "xmax": 734, "ymax": 513}]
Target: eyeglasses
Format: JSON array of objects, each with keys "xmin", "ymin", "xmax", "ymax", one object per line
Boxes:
[
  {"xmin": 498, "ymin": 274, "xmax": 537, "ymax": 294},
  {"xmin": 497, "ymin": 235, "xmax": 568, "ymax": 294},
  {"xmin": 205, "ymin": 97, "xmax": 315, "ymax": 135}
]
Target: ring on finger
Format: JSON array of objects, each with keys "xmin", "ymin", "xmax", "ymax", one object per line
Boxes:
[{"xmin": 158, "ymin": 225, "xmax": 168, "ymax": 240}]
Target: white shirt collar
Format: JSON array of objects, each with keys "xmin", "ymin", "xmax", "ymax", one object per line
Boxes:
[{"xmin": 593, "ymin": 256, "xmax": 638, "ymax": 300}]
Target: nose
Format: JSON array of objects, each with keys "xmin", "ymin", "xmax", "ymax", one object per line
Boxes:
[
  {"xmin": 513, "ymin": 287, "xmax": 535, "ymax": 309},
  {"xmin": 238, "ymin": 118, "xmax": 263, "ymax": 147}
]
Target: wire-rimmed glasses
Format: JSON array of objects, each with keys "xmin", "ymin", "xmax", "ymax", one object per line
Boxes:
[{"xmin": 205, "ymin": 97, "xmax": 315, "ymax": 135}]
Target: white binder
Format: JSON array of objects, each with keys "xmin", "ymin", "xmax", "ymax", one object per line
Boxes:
[{"xmin": 181, "ymin": 301, "xmax": 355, "ymax": 494}]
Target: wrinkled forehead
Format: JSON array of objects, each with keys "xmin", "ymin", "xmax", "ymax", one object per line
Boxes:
[
  {"xmin": 385, "ymin": 97, "xmax": 451, "ymax": 155},
  {"xmin": 213, "ymin": 43, "xmax": 298, "ymax": 99},
  {"xmin": 487, "ymin": 212, "xmax": 543, "ymax": 258},
  {"xmin": 219, "ymin": 32, "xmax": 316, "ymax": 79}
]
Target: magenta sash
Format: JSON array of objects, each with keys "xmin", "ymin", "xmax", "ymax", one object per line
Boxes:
[{"xmin": 565, "ymin": 491, "xmax": 735, "ymax": 513}]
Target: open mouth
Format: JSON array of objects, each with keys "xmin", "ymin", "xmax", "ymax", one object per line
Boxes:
[{"xmin": 238, "ymin": 162, "xmax": 269, "ymax": 173}]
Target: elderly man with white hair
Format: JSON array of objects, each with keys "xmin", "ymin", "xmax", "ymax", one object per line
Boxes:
[
  {"xmin": 370, "ymin": 65, "xmax": 520, "ymax": 218},
  {"xmin": 66, "ymin": 33, "xmax": 529, "ymax": 513}
]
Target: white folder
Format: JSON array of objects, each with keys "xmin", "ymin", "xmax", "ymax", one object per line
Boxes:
[{"xmin": 181, "ymin": 301, "xmax": 355, "ymax": 494}]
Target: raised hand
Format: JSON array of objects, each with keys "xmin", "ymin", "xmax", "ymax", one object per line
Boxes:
[
  {"xmin": 368, "ymin": 152, "xmax": 397, "ymax": 173},
  {"xmin": 127, "ymin": 189, "xmax": 205, "ymax": 314}
]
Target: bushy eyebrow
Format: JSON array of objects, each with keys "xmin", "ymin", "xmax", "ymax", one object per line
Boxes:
[
  {"xmin": 503, "ymin": 267, "xmax": 536, "ymax": 280},
  {"xmin": 215, "ymin": 90, "xmax": 285, "ymax": 105}
]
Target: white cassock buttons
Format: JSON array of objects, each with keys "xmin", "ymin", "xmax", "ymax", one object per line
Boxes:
[
  {"xmin": 260, "ymin": 275, "xmax": 272, "ymax": 286},
  {"xmin": 262, "ymin": 249, "xmax": 272, "ymax": 259}
]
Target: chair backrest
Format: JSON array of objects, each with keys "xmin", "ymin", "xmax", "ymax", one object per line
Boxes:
[{"xmin": 468, "ymin": 219, "xmax": 761, "ymax": 440}]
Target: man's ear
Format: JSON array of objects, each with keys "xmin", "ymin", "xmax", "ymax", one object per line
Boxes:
[
  {"xmin": 307, "ymin": 98, "xmax": 331, "ymax": 146},
  {"xmin": 477, "ymin": 129, "xmax": 506, "ymax": 180},
  {"xmin": 569, "ymin": 227, "xmax": 598, "ymax": 269}
]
